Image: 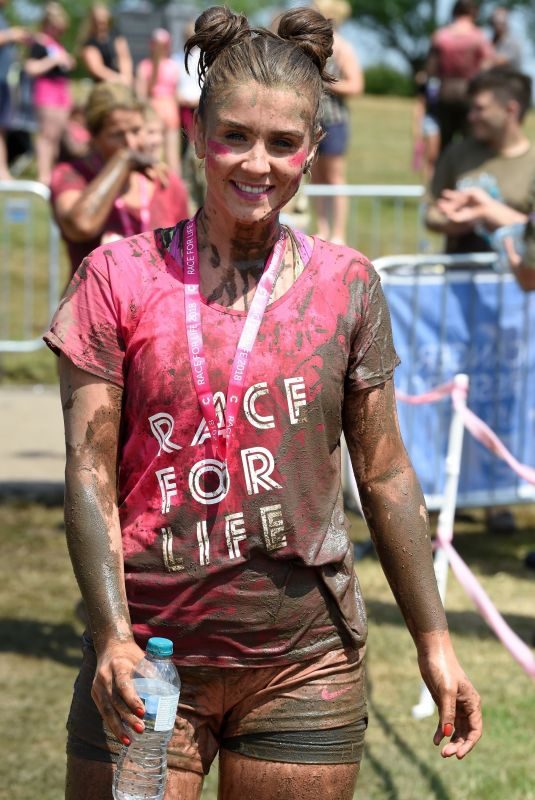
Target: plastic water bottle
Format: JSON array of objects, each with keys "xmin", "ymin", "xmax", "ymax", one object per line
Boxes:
[
  {"xmin": 490, "ymin": 223, "xmax": 526, "ymax": 272},
  {"xmin": 113, "ymin": 637, "xmax": 180, "ymax": 800}
]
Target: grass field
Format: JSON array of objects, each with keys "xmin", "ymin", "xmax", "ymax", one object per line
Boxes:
[{"xmin": 1, "ymin": 501, "xmax": 534, "ymax": 800}]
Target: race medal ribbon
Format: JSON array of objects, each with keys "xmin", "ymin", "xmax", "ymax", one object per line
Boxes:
[{"xmin": 171, "ymin": 215, "xmax": 286, "ymax": 464}]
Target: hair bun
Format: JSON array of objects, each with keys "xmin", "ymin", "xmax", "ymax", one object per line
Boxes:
[
  {"xmin": 185, "ymin": 6, "xmax": 250, "ymax": 83},
  {"xmin": 277, "ymin": 7, "xmax": 334, "ymax": 83}
]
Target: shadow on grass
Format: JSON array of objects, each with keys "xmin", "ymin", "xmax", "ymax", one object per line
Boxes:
[
  {"xmin": 448, "ymin": 527, "xmax": 535, "ymax": 581},
  {"xmin": 354, "ymin": 525, "xmax": 535, "ymax": 583},
  {"xmin": 365, "ymin": 599, "xmax": 534, "ymax": 644},
  {"xmin": 365, "ymin": 683, "xmax": 451, "ymax": 800},
  {"xmin": 362, "ymin": 742, "xmax": 400, "ymax": 800},
  {"xmin": 0, "ymin": 617, "xmax": 82, "ymax": 667}
]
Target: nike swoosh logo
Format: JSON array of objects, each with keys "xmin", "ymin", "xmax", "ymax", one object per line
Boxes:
[{"xmin": 321, "ymin": 685, "xmax": 352, "ymax": 701}]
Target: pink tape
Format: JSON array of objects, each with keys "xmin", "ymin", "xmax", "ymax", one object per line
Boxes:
[
  {"xmin": 436, "ymin": 535, "xmax": 535, "ymax": 679},
  {"xmin": 395, "ymin": 381, "xmax": 455, "ymax": 405},
  {"xmin": 397, "ymin": 378, "xmax": 535, "ymax": 679},
  {"xmin": 453, "ymin": 398, "xmax": 535, "ymax": 486}
]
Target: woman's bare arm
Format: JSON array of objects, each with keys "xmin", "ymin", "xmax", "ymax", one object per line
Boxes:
[
  {"xmin": 329, "ymin": 34, "xmax": 363, "ymax": 97},
  {"xmin": 114, "ymin": 36, "xmax": 133, "ymax": 86},
  {"xmin": 343, "ymin": 379, "xmax": 482, "ymax": 758},
  {"xmin": 82, "ymin": 44, "xmax": 124, "ymax": 83},
  {"xmin": 60, "ymin": 354, "xmax": 144, "ymax": 742}
]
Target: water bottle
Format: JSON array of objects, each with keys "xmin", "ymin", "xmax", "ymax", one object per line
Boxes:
[
  {"xmin": 489, "ymin": 223, "xmax": 526, "ymax": 272},
  {"xmin": 113, "ymin": 637, "xmax": 180, "ymax": 800}
]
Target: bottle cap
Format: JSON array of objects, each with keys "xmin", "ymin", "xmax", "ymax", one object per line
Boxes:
[{"xmin": 146, "ymin": 637, "xmax": 173, "ymax": 657}]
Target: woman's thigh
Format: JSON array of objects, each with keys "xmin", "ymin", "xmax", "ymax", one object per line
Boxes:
[
  {"xmin": 65, "ymin": 754, "xmax": 114, "ymax": 800},
  {"xmin": 37, "ymin": 105, "xmax": 68, "ymax": 138},
  {"xmin": 65, "ymin": 754, "xmax": 204, "ymax": 800},
  {"xmin": 218, "ymin": 750, "xmax": 359, "ymax": 800}
]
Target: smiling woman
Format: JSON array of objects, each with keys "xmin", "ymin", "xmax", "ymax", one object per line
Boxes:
[{"xmin": 44, "ymin": 6, "xmax": 481, "ymax": 800}]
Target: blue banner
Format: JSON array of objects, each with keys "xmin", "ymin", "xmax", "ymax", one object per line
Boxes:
[{"xmin": 382, "ymin": 270, "xmax": 535, "ymax": 509}]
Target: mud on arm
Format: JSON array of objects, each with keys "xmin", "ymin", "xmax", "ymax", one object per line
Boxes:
[
  {"xmin": 60, "ymin": 354, "xmax": 145, "ymax": 740},
  {"xmin": 343, "ymin": 379, "xmax": 482, "ymax": 757}
]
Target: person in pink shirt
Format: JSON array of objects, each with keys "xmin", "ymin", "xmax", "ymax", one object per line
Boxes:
[
  {"xmin": 136, "ymin": 28, "xmax": 180, "ymax": 174},
  {"xmin": 427, "ymin": 0, "xmax": 494, "ymax": 152},
  {"xmin": 24, "ymin": 1, "xmax": 75, "ymax": 184},
  {"xmin": 45, "ymin": 7, "xmax": 481, "ymax": 799},
  {"xmin": 50, "ymin": 81, "xmax": 189, "ymax": 277}
]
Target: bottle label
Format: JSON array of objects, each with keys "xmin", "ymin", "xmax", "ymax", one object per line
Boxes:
[{"xmin": 135, "ymin": 679, "xmax": 179, "ymax": 732}]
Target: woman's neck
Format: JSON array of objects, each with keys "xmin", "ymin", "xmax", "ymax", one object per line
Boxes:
[
  {"xmin": 195, "ymin": 205, "xmax": 285, "ymax": 310},
  {"xmin": 197, "ymin": 205, "xmax": 281, "ymax": 276}
]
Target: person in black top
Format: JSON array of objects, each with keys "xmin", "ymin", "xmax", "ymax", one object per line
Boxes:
[{"xmin": 80, "ymin": 3, "xmax": 132, "ymax": 86}]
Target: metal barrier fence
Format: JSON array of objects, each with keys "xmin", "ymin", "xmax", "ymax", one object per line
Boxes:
[
  {"xmin": 1, "ymin": 182, "xmax": 431, "ymax": 354},
  {"xmin": 302, "ymin": 183, "xmax": 432, "ymax": 258},
  {"xmin": 0, "ymin": 180, "xmax": 61, "ymax": 353},
  {"xmin": 369, "ymin": 253, "xmax": 535, "ymax": 511}
]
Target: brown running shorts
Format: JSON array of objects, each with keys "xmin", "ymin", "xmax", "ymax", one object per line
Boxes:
[{"xmin": 67, "ymin": 633, "xmax": 367, "ymax": 775}]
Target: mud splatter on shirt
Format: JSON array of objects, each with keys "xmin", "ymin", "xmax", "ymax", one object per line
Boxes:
[{"xmin": 45, "ymin": 229, "xmax": 399, "ymax": 667}]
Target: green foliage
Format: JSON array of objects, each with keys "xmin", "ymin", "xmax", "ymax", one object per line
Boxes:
[{"xmin": 364, "ymin": 64, "xmax": 414, "ymax": 97}]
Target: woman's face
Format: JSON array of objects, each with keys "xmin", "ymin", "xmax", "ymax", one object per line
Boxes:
[
  {"xmin": 144, "ymin": 117, "xmax": 164, "ymax": 159},
  {"xmin": 92, "ymin": 6, "xmax": 111, "ymax": 36},
  {"xmin": 93, "ymin": 109, "xmax": 146, "ymax": 161},
  {"xmin": 194, "ymin": 81, "xmax": 316, "ymax": 226}
]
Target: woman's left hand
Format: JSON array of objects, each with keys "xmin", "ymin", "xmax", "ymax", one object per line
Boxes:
[{"xmin": 417, "ymin": 631, "xmax": 482, "ymax": 759}]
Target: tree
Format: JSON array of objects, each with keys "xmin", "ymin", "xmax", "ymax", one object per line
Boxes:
[{"xmin": 350, "ymin": 0, "xmax": 535, "ymax": 73}]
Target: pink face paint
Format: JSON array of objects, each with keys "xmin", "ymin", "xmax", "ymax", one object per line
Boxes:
[
  {"xmin": 288, "ymin": 149, "xmax": 307, "ymax": 169},
  {"xmin": 207, "ymin": 139, "xmax": 232, "ymax": 156}
]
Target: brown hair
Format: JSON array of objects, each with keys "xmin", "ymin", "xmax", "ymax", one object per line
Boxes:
[
  {"xmin": 468, "ymin": 67, "xmax": 532, "ymax": 121},
  {"xmin": 42, "ymin": 1, "xmax": 69, "ymax": 31},
  {"xmin": 85, "ymin": 82, "xmax": 144, "ymax": 136},
  {"xmin": 185, "ymin": 6, "xmax": 334, "ymax": 137}
]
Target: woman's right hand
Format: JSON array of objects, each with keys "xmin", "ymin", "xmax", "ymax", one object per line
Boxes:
[{"xmin": 91, "ymin": 638, "xmax": 147, "ymax": 744}]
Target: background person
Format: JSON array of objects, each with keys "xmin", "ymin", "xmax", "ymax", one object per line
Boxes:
[
  {"xmin": 50, "ymin": 81, "xmax": 188, "ymax": 276},
  {"xmin": 490, "ymin": 6, "xmax": 522, "ymax": 70},
  {"xmin": 425, "ymin": 65, "xmax": 534, "ymax": 535},
  {"xmin": 80, "ymin": 3, "xmax": 133, "ymax": 86},
  {"xmin": 0, "ymin": 0, "xmax": 30, "ymax": 180},
  {"xmin": 142, "ymin": 103, "xmax": 165, "ymax": 163},
  {"xmin": 426, "ymin": 0, "xmax": 494, "ymax": 153},
  {"xmin": 425, "ymin": 67, "xmax": 534, "ymax": 255},
  {"xmin": 45, "ymin": 7, "xmax": 481, "ymax": 799},
  {"xmin": 24, "ymin": 1, "xmax": 74, "ymax": 185},
  {"xmin": 311, "ymin": 0, "xmax": 363, "ymax": 244},
  {"xmin": 135, "ymin": 28, "xmax": 181, "ymax": 174},
  {"xmin": 412, "ymin": 70, "xmax": 441, "ymax": 184}
]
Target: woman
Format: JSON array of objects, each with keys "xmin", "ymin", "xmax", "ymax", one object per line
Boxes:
[
  {"xmin": 426, "ymin": 0, "xmax": 494, "ymax": 153},
  {"xmin": 50, "ymin": 81, "xmax": 189, "ymax": 276},
  {"xmin": 311, "ymin": 0, "xmax": 363, "ymax": 244},
  {"xmin": 80, "ymin": 3, "xmax": 133, "ymax": 86},
  {"xmin": 45, "ymin": 8, "xmax": 481, "ymax": 799},
  {"xmin": 24, "ymin": 2, "xmax": 74, "ymax": 185},
  {"xmin": 136, "ymin": 28, "xmax": 181, "ymax": 174}
]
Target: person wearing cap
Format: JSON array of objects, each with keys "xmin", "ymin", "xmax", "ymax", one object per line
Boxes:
[{"xmin": 136, "ymin": 28, "xmax": 181, "ymax": 175}]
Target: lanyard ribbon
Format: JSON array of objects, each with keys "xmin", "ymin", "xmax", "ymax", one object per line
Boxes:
[{"xmin": 171, "ymin": 215, "xmax": 287, "ymax": 463}]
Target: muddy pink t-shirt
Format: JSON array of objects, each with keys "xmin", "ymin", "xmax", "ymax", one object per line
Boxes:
[{"xmin": 45, "ymin": 227, "xmax": 399, "ymax": 667}]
